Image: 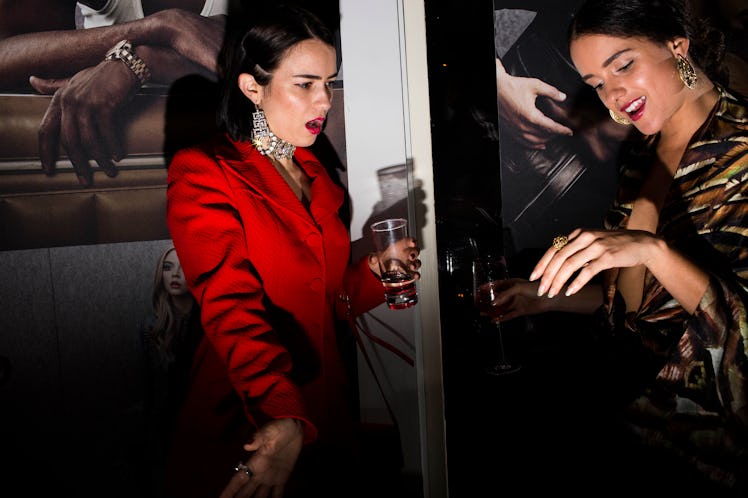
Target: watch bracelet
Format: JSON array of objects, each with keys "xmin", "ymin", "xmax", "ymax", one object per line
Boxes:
[{"xmin": 106, "ymin": 41, "xmax": 151, "ymax": 86}]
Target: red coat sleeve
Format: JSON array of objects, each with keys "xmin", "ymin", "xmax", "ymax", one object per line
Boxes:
[{"xmin": 339, "ymin": 256, "xmax": 386, "ymax": 318}]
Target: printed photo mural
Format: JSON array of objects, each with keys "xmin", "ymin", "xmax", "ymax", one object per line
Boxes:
[
  {"xmin": 493, "ymin": 0, "xmax": 627, "ymax": 255},
  {"xmin": 494, "ymin": 0, "xmax": 748, "ymax": 255},
  {"xmin": 0, "ymin": 2, "xmax": 230, "ymax": 250},
  {"xmin": 0, "ymin": 2, "xmax": 364, "ymax": 497}
]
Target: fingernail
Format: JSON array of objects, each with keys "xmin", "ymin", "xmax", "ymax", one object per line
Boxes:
[
  {"xmin": 536, "ymin": 285, "xmax": 545, "ymax": 297},
  {"xmin": 529, "ymin": 271, "xmax": 538, "ymax": 281},
  {"xmin": 547, "ymin": 291, "xmax": 555, "ymax": 299}
]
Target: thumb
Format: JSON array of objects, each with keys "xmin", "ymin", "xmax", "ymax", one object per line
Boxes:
[
  {"xmin": 29, "ymin": 75, "xmax": 69, "ymax": 95},
  {"xmin": 532, "ymin": 79, "xmax": 566, "ymax": 103},
  {"xmin": 243, "ymin": 433, "xmax": 262, "ymax": 452},
  {"xmin": 368, "ymin": 253, "xmax": 380, "ymax": 275}
]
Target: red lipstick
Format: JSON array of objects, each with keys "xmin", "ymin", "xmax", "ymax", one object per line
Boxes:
[{"xmin": 305, "ymin": 117, "xmax": 325, "ymax": 135}]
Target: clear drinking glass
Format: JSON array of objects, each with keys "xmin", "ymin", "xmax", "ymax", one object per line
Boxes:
[
  {"xmin": 370, "ymin": 218, "xmax": 418, "ymax": 310},
  {"xmin": 472, "ymin": 255, "xmax": 521, "ymax": 375}
]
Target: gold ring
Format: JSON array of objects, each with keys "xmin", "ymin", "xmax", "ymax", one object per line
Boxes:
[{"xmin": 552, "ymin": 235, "xmax": 569, "ymax": 251}]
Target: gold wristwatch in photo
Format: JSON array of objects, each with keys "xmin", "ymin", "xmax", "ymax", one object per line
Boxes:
[{"xmin": 104, "ymin": 39, "xmax": 151, "ymax": 86}]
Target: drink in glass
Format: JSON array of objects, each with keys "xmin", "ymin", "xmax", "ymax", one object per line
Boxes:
[
  {"xmin": 370, "ymin": 218, "xmax": 418, "ymax": 310},
  {"xmin": 472, "ymin": 255, "xmax": 520, "ymax": 375}
]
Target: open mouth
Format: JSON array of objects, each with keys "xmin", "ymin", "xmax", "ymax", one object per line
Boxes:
[
  {"xmin": 623, "ymin": 96, "xmax": 646, "ymax": 121},
  {"xmin": 305, "ymin": 118, "xmax": 325, "ymax": 135}
]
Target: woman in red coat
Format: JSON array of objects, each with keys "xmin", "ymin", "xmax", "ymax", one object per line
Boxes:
[{"xmin": 164, "ymin": 5, "xmax": 420, "ymax": 498}]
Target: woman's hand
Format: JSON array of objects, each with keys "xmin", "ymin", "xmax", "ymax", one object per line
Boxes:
[
  {"xmin": 530, "ymin": 228, "xmax": 657, "ymax": 299},
  {"xmin": 367, "ymin": 236, "xmax": 421, "ymax": 280},
  {"xmin": 220, "ymin": 418, "xmax": 304, "ymax": 498},
  {"xmin": 490, "ymin": 278, "xmax": 550, "ymax": 322}
]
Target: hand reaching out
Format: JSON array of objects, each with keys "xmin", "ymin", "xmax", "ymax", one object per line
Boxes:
[
  {"xmin": 496, "ymin": 57, "xmax": 573, "ymax": 149},
  {"xmin": 220, "ymin": 418, "xmax": 305, "ymax": 498},
  {"xmin": 530, "ymin": 228, "xmax": 657, "ymax": 299}
]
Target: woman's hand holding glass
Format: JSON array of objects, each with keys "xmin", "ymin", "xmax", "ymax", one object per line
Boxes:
[
  {"xmin": 472, "ymin": 256, "xmax": 522, "ymax": 375},
  {"xmin": 488, "ymin": 278, "xmax": 550, "ymax": 322},
  {"xmin": 367, "ymin": 224, "xmax": 422, "ymax": 310},
  {"xmin": 367, "ymin": 237, "xmax": 422, "ymax": 279}
]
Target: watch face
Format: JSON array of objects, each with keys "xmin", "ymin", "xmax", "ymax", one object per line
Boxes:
[{"xmin": 107, "ymin": 40, "xmax": 131, "ymax": 59}]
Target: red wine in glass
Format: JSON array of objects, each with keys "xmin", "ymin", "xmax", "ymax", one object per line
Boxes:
[{"xmin": 472, "ymin": 255, "xmax": 521, "ymax": 375}]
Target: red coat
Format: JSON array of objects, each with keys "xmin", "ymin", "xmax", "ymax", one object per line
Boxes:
[{"xmin": 164, "ymin": 133, "xmax": 384, "ymax": 495}]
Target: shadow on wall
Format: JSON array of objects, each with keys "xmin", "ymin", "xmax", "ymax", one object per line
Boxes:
[{"xmin": 353, "ymin": 160, "xmax": 427, "ymax": 261}]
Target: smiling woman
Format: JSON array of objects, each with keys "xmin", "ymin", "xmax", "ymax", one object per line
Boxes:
[
  {"xmin": 491, "ymin": 0, "xmax": 748, "ymax": 494},
  {"xmin": 570, "ymin": 34, "xmax": 715, "ymax": 137}
]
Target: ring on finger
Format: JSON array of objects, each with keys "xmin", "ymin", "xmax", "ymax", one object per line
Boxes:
[
  {"xmin": 552, "ymin": 235, "xmax": 569, "ymax": 251},
  {"xmin": 234, "ymin": 461, "xmax": 252, "ymax": 478}
]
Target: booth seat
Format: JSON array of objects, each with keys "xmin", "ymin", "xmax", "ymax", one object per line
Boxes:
[
  {"xmin": 0, "ymin": 86, "xmax": 346, "ymax": 251},
  {"xmin": 0, "ymin": 90, "xmax": 174, "ymax": 250}
]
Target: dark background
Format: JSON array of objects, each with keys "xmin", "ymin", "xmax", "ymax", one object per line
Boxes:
[
  {"xmin": 424, "ymin": 1, "xmax": 612, "ymax": 495},
  {"xmin": 425, "ymin": 0, "xmax": 746, "ymax": 496}
]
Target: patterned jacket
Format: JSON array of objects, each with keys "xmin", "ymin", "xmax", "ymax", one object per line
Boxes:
[{"xmin": 602, "ymin": 86, "xmax": 748, "ymax": 488}]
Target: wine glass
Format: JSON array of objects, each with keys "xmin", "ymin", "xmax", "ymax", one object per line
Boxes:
[{"xmin": 472, "ymin": 255, "xmax": 521, "ymax": 376}]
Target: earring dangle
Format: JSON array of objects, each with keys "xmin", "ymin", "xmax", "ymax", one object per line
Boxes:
[
  {"xmin": 677, "ymin": 54, "xmax": 697, "ymax": 89},
  {"xmin": 609, "ymin": 109, "xmax": 632, "ymax": 126},
  {"xmin": 251, "ymin": 109, "xmax": 295, "ymax": 160}
]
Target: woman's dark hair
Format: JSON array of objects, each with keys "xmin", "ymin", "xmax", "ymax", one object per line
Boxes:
[
  {"xmin": 217, "ymin": 3, "xmax": 335, "ymax": 141},
  {"xmin": 568, "ymin": 0, "xmax": 728, "ymax": 85}
]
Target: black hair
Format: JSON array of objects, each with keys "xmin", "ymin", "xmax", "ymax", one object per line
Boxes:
[
  {"xmin": 217, "ymin": 3, "xmax": 336, "ymax": 141},
  {"xmin": 568, "ymin": 0, "xmax": 728, "ymax": 85}
]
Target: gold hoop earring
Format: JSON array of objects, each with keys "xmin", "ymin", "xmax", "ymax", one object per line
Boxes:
[
  {"xmin": 609, "ymin": 109, "xmax": 631, "ymax": 125},
  {"xmin": 677, "ymin": 54, "xmax": 697, "ymax": 89}
]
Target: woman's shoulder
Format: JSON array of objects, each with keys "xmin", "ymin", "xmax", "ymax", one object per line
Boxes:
[
  {"xmin": 169, "ymin": 132, "xmax": 238, "ymax": 170},
  {"xmin": 706, "ymin": 86, "xmax": 748, "ymax": 168},
  {"xmin": 716, "ymin": 85, "xmax": 748, "ymax": 125}
]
